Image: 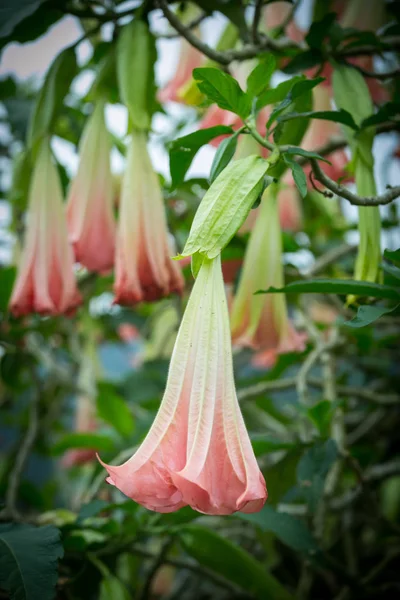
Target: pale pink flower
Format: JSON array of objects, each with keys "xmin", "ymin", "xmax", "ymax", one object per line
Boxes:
[
  {"xmin": 230, "ymin": 186, "xmax": 306, "ymax": 365},
  {"xmin": 10, "ymin": 141, "xmax": 82, "ymax": 317},
  {"xmin": 114, "ymin": 131, "xmax": 184, "ymax": 305},
  {"xmin": 159, "ymin": 38, "xmax": 204, "ymax": 104},
  {"xmin": 66, "ymin": 102, "xmax": 115, "ymax": 273},
  {"xmin": 99, "ymin": 256, "xmax": 267, "ymax": 515}
]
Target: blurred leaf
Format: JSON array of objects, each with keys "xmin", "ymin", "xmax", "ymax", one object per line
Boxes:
[
  {"xmin": 278, "ymin": 109, "xmax": 359, "ymax": 130},
  {"xmin": 384, "ymin": 248, "xmax": 400, "ymax": 266},
  {"xmin": 341, "ymin": 304, "xmax": 399, "ymax": 328},
  {"xmin": 256, "ymin": 279, "xmax": 400, "ymax": 300},
  {"xmin": 28, "ymin": 46, "xmax": 77, "ymax": 147},
  {"xmin": 307, "ymin": 401, "xmax": 335, "ymax": 437},
  {"xmin": 0, "ymin": 266, "xmax": 16, "ymax": 312},
  {"xmin": 169, "ymin": 125, "xmax": 233, "ymax": 187},
  {"xmin": 256, "ymin": 76, "xmax": 303, "ymax": 110},
  {"xmin": 193, "ymin": 67, "xmax": 251, "ymax": 118},
  {"xmin": 158, "ymin": 506, "xmax": 200, "ymax": 529},
  {"xmin": 0, "ymin": 2, "xmax": 62, "ymax": 52},
  {"xmin": 0, "ymin": 0, "xmax": 47, "ymax": 38},
  {"xmin": 209, "ymin": 131, "xmax": 239, "ymax": 183},
  {"xmin": 0, "ymin": 75, "xmax": 17, "ymax": 98},
  {"xmin": 77, "ymin": 500, "xmax": 110, "ymax": 523},
  {"xmin": 179, "ymin": 525, "xmax": 294, "ymax": 600},
  {"xmin": 99, "ymin": 576, "xmax": 130, "ymax": 600},
  {"xmin": 305, "ymin": 13, "xmax": 337, "ymax": 48},
  {"xmin": 97, "ymin": 381, "xmax": 134, "ymax": 438},
  {"xmin": 237, "ymin": 505, "xmax": 319, "ymax": 553},
  {"xmin": 0, "ymin": 351, "xmax": 34, "ymax": 389},
  {"xmin": 52, "ymin": 433, "xmax": 115, "ymax": 455},
  {"xmin": 283, "ymin": 155, "xmax": 307, "ymax": 198},
  {"xmin": 0, "ymin": 523, "xmax": 63, "ymax": 600},
  {"xmin": 283, "ymin": 50, "xmax": 323, "ymax": 74},
  {"xmin": 251, "ymin": 435, "xmax": 295, "ymax": 457},
  {"xmin": 246, "ymin": 56, "xmax": 276, "ymax": 98},
  {"xmin": 297, "ymin": 440, "xmax": 338, "ymax": 512}
]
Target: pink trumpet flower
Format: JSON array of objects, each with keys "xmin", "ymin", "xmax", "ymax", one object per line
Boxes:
[
  {"xmin": 114, "ymin": 131, "xmax": 184, "ymax": 305},
  {"xmin": 99, "ymin": 255, "xmax": 267, "ymax": 515},
  {"xmin": 9, "ymin": 141, "xmax": 82, "ymax": 317},
  {"xmin": 230, "ymin": 186, "xmax": 306, "ymax": 366},
  {"xmin": 66, "ymin": 101, "xmax": 115, "ymax": 273},
  {"xmin": 159, "ymin": 38, "xmax": 204, "ymax": 104}
]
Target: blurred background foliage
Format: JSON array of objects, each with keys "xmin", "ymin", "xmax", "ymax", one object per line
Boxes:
[{"xmin": 0, "ymin": 1, "xmax": 400, "ymax": 599}]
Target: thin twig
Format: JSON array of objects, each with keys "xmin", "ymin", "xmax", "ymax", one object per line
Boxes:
[
  {"xmin": 311, "ymin": 159, "xmax": 400, "ymax": 206},
  {"xmin": 252, "ymin": 0, "xmax": 264, "ymax": 44},
  {"xmin": 158, "ymin": 12, "xmax": 208, "ymax": 39}
]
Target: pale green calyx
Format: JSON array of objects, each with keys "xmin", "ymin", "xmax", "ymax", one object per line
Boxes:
[{"xmin": 181, "ymin": 155, "xmax": 269, "ymax": 260}]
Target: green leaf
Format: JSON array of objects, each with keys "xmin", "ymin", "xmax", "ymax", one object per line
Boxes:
[
  {"xmin": 169, "ymin": 125, "xmax": 234, "ymax": 187},
  {"xmin": 305, "ymin": 13, "xmax": 337, "ymax": 49},
  {"xmin": 0, "ymin": 266, "xmax": 16, "ymax": 312},
  {"xmin": 307, "ymin": 401, "xmax": 335, "ymax": 437},
  {"xmin": 209, "ymin": 131, "xmax": 239, "ymax": 183},
  {"xmin": 297, "ymin": 440, "xmax": 338, "ymax": 512},
  {"xmin": 237, "ymin": 506, "xmax": 319, "ymax": 553},
  {"xmin": 283, "ymin": 155, "xmax": 307, "ymax": 198},
  {"xmin": 52, "ymin": 433, "xmax": 115, "ymax": 455},
  {"xmin": 0, "ymin": 3, "xmax": 62, "ymax": 53},
  {"xmin": 99, "ymin": 576, "xmax": 131, "ymax": 600},
  {"xmin": 284, "ymin": 146, "xmax": 331, "ymax": 163},
  {"xmin": 246, "ymin": 56, "xmax": 276, "ymax": 98},
  {"xmin": 182, "ymin": 155, "xmax": 269, "ymax": 259},
  {"xmin": 190, "ymin": 252, "xmax": 205, "ymax": 279},
  {"xmin": 0, "ymin": 523, "xmax": 63, "ymax": 600},
  {"xmin": 193, "ymin": 67, "xmax": 251, "ymax": 118},
  {"xmin": 360, "ymin": 102, "xmax": 399, "ymax": 129},
  {"xmin": 256, "ymin": 279, "xmax": 400, "ymax": 301},
  {"xmin": 27, "ymin": 46, "xmax": 77, "ymax": 147},
  {"xmin": 341, "ymin": 304, "xmax": 399, "ymax": 328},
  {"xmin": 77, "ymin": 500, "xmax": 110, "ymax": 523},
  {"xmin": 179, "ymin": 525, "xmax": 294, "ymax": 600},
  {"xmin": 278, "ymin": 109, "xmax": 359, "ymax": 131},
  {"xmin": 384, "ymin": 248, "xmax": 400, "ymax": 266},
  {"xmin": 251, "ymin": 434, "xmax": 295, "ymax": 457},
  {"xmin": 283, "ymin": 50, "xmax": 323, "ymax": 74},
  {"xmin": 96, "ymin": 382, "xmax": 134, "ymax": 438},
  {"xmin": 256, "ymin": 76, "xmax": 303, "ymax": 110},
  {"xmin": 267, "ymin": 77, "xmax": 324, "ymax": 127},
  {"xmin": 0, "ymin": 0, "xmax": 47, "ymax": 38}
]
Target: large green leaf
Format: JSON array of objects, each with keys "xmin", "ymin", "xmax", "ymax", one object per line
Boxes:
[
  {"xmin": 192, "ymin": 67, "xmax": 251, "ymax": 119},
  {"xmin": 256, "ymin": 279, "xmax": 400, "ymax": 301},
  {"xmin": 267, "ymin": 77, "xmax": 325, "ymax": 128},
  {"xmin": 246, "ymin": 56, "xmax": 276, "ymax": 99},
  {"xmin": 237, "ymin": 506, "xmax": 319, "ymax": 553},
  {"xmin": 179, "ymin": 525, "xmax": 293, "ymax": 600},
  {"xmin": 169, "ymin": 125, "xmax": 234, "ymax": 187},
  {"xmin": 0, "ymin": 0, "xmax": 46, "ymax": 38},
  {"xmin": 0, "ymin": 523, "xmax": 63, "ymax": 600},
  {"xmin": 278, "ymin": 109, "xmax": 359, "ymax": 130},
  {"xmin": 256, "ymin": 76, "xmax": 303, "ymax": 110},
  {"xmin": 27, "ymin": 46, "xmax": 77, "ymax": 147},
  {"xmin": 96, "ymin": 382, "xmax": 135, "ymax": 438}
]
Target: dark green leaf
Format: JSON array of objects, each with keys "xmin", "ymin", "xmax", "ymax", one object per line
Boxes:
[
  {"xmin": 267, "ymin": 77, "xmax": 324, "ymax": 128},
  {"xmin": 169, "ymin": 125, "xmax": 233, "ymax": 187},
  {"xmin": 0, "ymin": 266, "xmax": 16, "ymax": 312},
  {"xmin": 361, "ymin": 102, "xmax": 399, "ymax": 129},
  {"xmin": 284, "ymin": 146, "xmax": 331, "ymax": 163},
  {"xmin": 52, "ymin": 433, "xmax": 115, "ymax": 455},
  {"xmin": 305, "ymin": 13, "xmax": 337, "ymax": 49},
  {"xmin": 256, "ymin": 279, "xmax": 400, "ymax": 301},
  {"xmin": 0, "ymin": 0, "xmax": 46, "ymax": 38},
  {"xmin": 278, "ymin": 109, "xmax": 359, "ymax": 131},
  {"xmin": 180, "ymin": 525, "xmax": 294, "ymax": 600},
  {"xmin": 283, "ymin": 50, "xmax": 323, "ymax": 74},
  {"xmin": 341, "ymin": 304, "xmax": 400, "ymax": 328},
  {"xmin": 28, "ymin": 46, "xmax": 77, "ymax": 147},
  {"xmin": 209, "ymin": 132, "xmax": 239, "ymax": 183},
  {"xmin": 78, "ymin": 500, "xmax": 110, "ymax": 523},
  {"xmin": 0, "ymin": 523, "xmax": 63, "ymax": 600},
  {"xmin": 384, "ymin": 248, "xmax": 400, "ymax": 266},
  {"xmin": 246, "ymin": 56, "xmax": 276, "ymax": 98},
  {"xmin": 297, "ymin": 440, "xmax": 338, "ymax": 512},
  {"xmin": 99, "ymin": 576, "xmax": 130, "ymax": 600},
  {"xmin": 283, "ymin": 155, "xmax": 307, "ymax": 198},
  {"xmin": 251, "ymin": 434, "xmax": 295, "ymax": 457},
  {"xmin": 193, "ymin": 67, "xmax": 251, "ymax": 118},
  {"xmin": 237, "ymin": 506, "xmax": 319, "ymax": 553},
  {"xmin": 0, "ymin": 2, "xmax": 62, "ymax": 52},
  {"xmin": 97, "ymin": 382, "xmax": 134, "ymax": 438}
]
